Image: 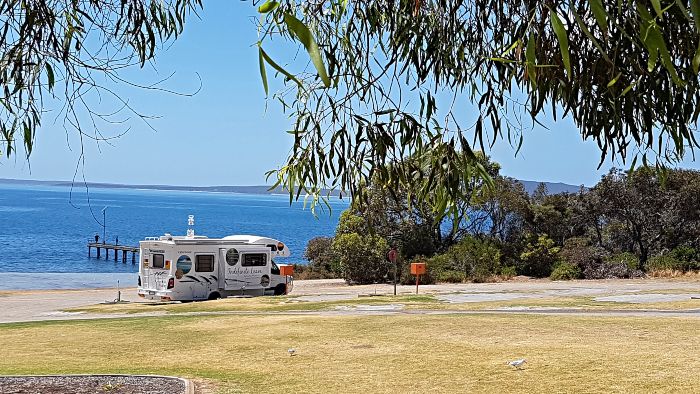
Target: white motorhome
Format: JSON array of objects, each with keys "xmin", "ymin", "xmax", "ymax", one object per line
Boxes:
[{"xmin": 137, "ymin": 233, "xmax": 293, "ymax": 301}]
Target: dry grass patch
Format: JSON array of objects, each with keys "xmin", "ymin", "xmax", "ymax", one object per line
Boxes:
[
  {"xmin": 0, "ymin": 313, "xmax": 698, "ymax": 393},
  {"xmin": 647, "ymin": 270, "xmax": 700, "ymax": 279},
  {"xmin": 66, "ymin": 294, "xmax": 438, "ymax": 315},
  {"xmin": 65, "ymin": 292, "xmax": 700, "ymax": 318},
  {"xmin": 426, "ymin": 296, "xmax": 700, "ymax": 311}
]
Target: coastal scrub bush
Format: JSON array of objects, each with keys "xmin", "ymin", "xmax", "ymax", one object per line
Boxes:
[
  {"xmin": 559, "ymin": 237, "xmax": 607, "ymax": 267},
  {"xmin": 331, "ymin": 233, "xmax": 390, "ymax": 284},
  {"xmin": 435, "ymin": 270, "xmax": 466, "ymax": 283},
  {"xmin": 448, "ymin": 236, "xmax": 502, "ymax": 282},
  {"xmin": 646, "ymin": 255, "xmax": 695, "ymax": 273},
  {"xmin": 303, "ymin": 236, "xmax": 341, "ymax": 276},
  {"xmin": 419, "ymin": 253, "xmax": 451, "ymax": 284},
  {"xmin": 669, "ymin": 246, "xmax": 700, "ymax": 270},
  {"xmin": 519, "ymin": 234, "xmax": 560, "ymax": 277},
  {"xmin": 499, "ymin": 266, "xmax": 517, "ymax": 279},
  {"xmin": 556, "ymin": 237, "xmax": 634, "ymax": 279},
  {"xmin": 549, "ymin": 261, "xmax": 582, "ymax": 280},
  {"xmin": 335, "ymin": 211, "xmax": 367, "ymax": 235},
  {"xmin": 583, "ymin": 259, "xmax": 644, "ymax": 279},
  {"xmin": 291, "ymin": 264, "xmax": 340, "ymax": 280},
  {"xmin": 605, "ymin": 252, "xmax": 640, "ymax": 270}
]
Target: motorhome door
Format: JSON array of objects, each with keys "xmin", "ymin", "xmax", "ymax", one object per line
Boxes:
[{"xmin": 221, "ymin": 248, "xmax": 271, "ymax": 291}]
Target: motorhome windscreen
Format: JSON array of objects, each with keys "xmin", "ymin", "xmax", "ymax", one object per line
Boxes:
[
  {"xmin": 242, "ymin": 253, "xmax": 267, "ymax": 267},
  {"xmin": 152, "ymin": 254, "xmax": 165, "ymax": 269},
  {"xmin": 195, "ymin": 255, "xmax": 214, "ymax": 272}
]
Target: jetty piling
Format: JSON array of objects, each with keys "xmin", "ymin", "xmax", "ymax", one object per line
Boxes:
[{"xmin": 88, "ymin": 242, "xmax": 139, "ymax": 264}]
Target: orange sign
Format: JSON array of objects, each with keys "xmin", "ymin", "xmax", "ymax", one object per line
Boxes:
[
  {"xmin": 280, "ymin": 265, "xmax": 294, "ymax": 276},
  {"xmin": 410, "ymin": 262, "xmax": 426, "ymax": 275}
]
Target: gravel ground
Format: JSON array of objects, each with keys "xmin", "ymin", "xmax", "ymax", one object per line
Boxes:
[
  {"xmin": 0, "ymin": 278, "xmax": 699, "ymax": 323},
  {"xmin": 0, "ymin": 375, "xmax": 185, "ymax": 394}
]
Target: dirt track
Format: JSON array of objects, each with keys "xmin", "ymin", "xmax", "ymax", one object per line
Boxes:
[{"xmin": 0, "ymin": 278, "xmax": 698, "ymax": 324}]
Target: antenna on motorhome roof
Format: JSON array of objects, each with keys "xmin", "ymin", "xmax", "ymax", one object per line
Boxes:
[{"xmin": 187, "ymin": 215, "xmax": 195, "ymax": 238}]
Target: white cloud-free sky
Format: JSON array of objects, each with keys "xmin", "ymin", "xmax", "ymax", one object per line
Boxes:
[{"xmin": 1, "ymin": 3, "xmax": 698, "ymax": 187}]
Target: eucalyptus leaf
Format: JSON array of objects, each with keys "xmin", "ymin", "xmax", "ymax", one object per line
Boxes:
[
  {"xmin": 526, "ymin": 32, "xmax": 537, "ymax": 86},
  {"xmin": 283, "ymin": 12, "xmax": 331, "ymax": 88},
  {"xmin": 258, "ymin": 45, "xmax": 269, "ymax": 96},
  {"xmin": 257, "ymin": 0, "xmax": 279, "ymax": 14},
  {"xmin": 692, "ymin": 0, "xmax": 700, "ymax": 31},
  {"xmin": 45, "ymin": 63, "xmax": 55, "ymax": 91},
  {"xmin": 589, "ymin": 0, "xmax": 608, "ymax": 34},
  {"xmin": 550, "ymin": 10, "xmax": 571, "ymax": 80},
  {"xmin": 259, "ymin": 46, "xmax": 303, "ymax": 89}
]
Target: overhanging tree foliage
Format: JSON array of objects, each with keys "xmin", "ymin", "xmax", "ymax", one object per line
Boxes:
[
  {"xmin": 256, "ymin": 0, "xmax": 700, "ymax": 218},
  {"xmin": 0, "ymin": 0, "xmax": 202, "ymax": 159},
  {"xmin": 4, "ymin": 1, "xmax": 700, "ymax": 222}
]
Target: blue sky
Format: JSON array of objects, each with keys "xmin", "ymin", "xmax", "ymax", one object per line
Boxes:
[{"xmin": 1, "ymin": 2, "xmax": 698, "ymax": 187}]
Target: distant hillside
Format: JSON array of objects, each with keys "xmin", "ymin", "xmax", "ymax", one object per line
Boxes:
[
  {"xmin": 0, "ymin": 178, "xmax": 334, "ymax": 196},
  {"xmin": 517, "ymin": 180, "xmax": 586, "ymax": 194},
  {"xmin": 0, "ymin": 177, "xmax": 585, "ymax": 196}
]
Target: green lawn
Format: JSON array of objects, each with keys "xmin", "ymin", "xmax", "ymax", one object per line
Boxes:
[{"xmin": 1, "ymin": 313, "xmax": 698, "ymax": 393}]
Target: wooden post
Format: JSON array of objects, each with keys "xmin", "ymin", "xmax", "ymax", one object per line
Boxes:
[
  {"xmin": 97, "ymin": 247, "xmax": 101, "ymax": 258},
  {"xmin": 88, "ymin": 245, "xmax": 91, "ymax": 258},
  {"xmin": 132, "ymin": 252, "xmax": 136, "ymax": 264},
  {"xmin": 105, "ymin": 248, "xmax": 109, "ymax": 260},
  {"xmin": 114, "ymin": 247, "xmax": 118, "ymax": 261},
  {"xmin": 122, "ymin": 250, "xmax": 127, "ymax": 263}
]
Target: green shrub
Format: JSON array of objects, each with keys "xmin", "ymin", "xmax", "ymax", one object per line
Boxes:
[
  {"xmin": 605, "ymin": 252, "xmax": 640, "ymax": 270},
  {"xmin": 500, "ymin": 266, "xmax": 517, "ymax": 278},
  {"xmin": 436, "ymin": 270, "xmax": 465, "ymax": 283},
  {"xmin": 304, "ymin": 236, "xmax": 340, "ymax": 275},
  {"xmin": 667, "ymin": 246, "xmax": 700, "ymax": 270},
  {"xmin": 448, "ymin": 236, "xmax": 502, "ymax": 282},
  {"xmin": 646, "ymin": 254, "xmax": 696, "ymax": 272},
  {"xmin": 331, "ymin": 233, "xmax": 390, "ymax": 284},
  {"xmin": 519, "ymin": 234, "xmax": 560, "ymax": 277},
  {"xmin": 335, "ymin": 211, "xmax": 367, "ymax": 235},
  {"xmin": 291, "ymin": 264, "xmax": 342, "ymax": 280},
  {"xmin": 416, "ymin": 253, "xmax": 450, "ymax": 284},
  {"xmin": 549, "ymin": 261, "xmax": 582, "ymax": 280}
]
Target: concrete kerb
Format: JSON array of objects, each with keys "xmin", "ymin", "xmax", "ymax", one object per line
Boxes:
[{"xmin": 0, "ymin": 374, "xmax": 195, "ymax": 394}]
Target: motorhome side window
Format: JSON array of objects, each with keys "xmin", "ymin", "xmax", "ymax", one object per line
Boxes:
[
  {"xmin": 226, "ymin": 248, "xmax": 239, "ymax": 266},
  {"xmin": 195, "ymin": 255, "xmax": 214, "ymax": 272},
  {"xmin": 152, "ymin": 254, "xmax": 165, "ymax": 269},
  {"xmin": 242, "ymin": 253, "xmax": 267, "ymax": 267}
]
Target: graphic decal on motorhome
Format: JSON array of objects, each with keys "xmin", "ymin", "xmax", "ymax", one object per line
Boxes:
[
  {"xmin": 150, "ymin": 270, "xmax": 168, "ymax": 288},
  {"xmin": 226, "ymin": 267, "xmax": 264, "ymax": 275}
]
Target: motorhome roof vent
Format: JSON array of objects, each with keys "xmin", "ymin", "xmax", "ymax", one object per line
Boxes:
[{"xmin": 160, "ymin": 233, "xmax": 173, "ymax": 241}]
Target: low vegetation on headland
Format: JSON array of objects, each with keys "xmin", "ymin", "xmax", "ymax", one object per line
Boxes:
[{"xmin": 297, "ymin": 155, "xmax": 700, "ymax": 284}]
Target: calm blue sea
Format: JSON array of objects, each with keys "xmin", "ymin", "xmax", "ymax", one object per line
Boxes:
[{"xmin": 0, "ymin": 183, "xmax": 346, "ymax": 289}]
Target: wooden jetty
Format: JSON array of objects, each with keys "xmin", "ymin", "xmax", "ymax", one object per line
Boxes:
[{"xmin": 88, "ymin": 242, "xmax": 139, "ymax": 264}]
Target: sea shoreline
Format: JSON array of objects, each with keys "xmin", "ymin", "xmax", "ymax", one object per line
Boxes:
[{"xmin": 0, "ymin": 273, "xmax": 137, "ymax": 291}]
